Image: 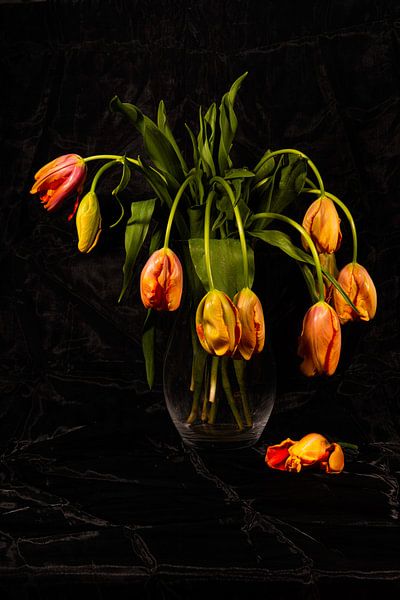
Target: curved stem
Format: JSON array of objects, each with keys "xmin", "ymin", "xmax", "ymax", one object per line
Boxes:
[
  {"xmin": 84, "ymin": 154, "xmax": 140, "ymax": 167},
  {"xmin": 259, "ymin": 149, "xmax": 325, "ymax": 197},
  {"xmin": 305, "ymin": 187, "xmax": 358, "ymax": 263},
  {"xmin": 163, "ymin": 175, "xmax": 195, "ymax": 249},
  {"xmin": 204, "ymin": 191, "xmax": 216, "ymax": 289},
  {"xmin": 90, "ymin": 160, "xmax": 120, "ymax": 192},
  {"xmin": 211, "ymin": 176, "xmax": 249, "ymax": 287},
  {"xmin": 253, "ymin": 211, "xmax": 325, "ymax": 301}
]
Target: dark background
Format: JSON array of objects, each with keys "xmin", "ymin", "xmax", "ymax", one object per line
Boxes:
[{"xmin": 1, "ymin": 0, "xmax": 400, "ymax": 598}]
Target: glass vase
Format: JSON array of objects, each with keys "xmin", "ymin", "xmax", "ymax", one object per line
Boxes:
[{"xmin": 163, "ymin": 303, "xmax": 276, "ymax": 450}]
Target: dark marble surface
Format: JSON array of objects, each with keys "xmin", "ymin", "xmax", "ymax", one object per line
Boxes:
[{"xmin": 1, "ymin": 1, "xmax": 400, "ymax": 597}]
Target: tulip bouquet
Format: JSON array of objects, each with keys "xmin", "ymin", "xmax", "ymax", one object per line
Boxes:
[{"xmin": 30, "ymin": 73, "xmax": 377, "ymax": 439}]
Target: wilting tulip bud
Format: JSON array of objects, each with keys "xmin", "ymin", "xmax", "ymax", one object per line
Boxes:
[
  {"xmin": 298, "ymin": 301, "xmax": 341, "ymax": 376},
  {"xmin": 265, "ymin": 433, "xmax": 345, "ymax": 474},
  {"xmin": 196, "ymin": 290, "xmax": 242, "ymax": 356},
  {"xmin": 302, "ymin": 196, "xmax": 342, "ymax": 254},
  {"xmin": 333, "ymin": 262, "xmax": 377, "ymax": 324},
  {"xmin": 233, "ymin": 287, "xmax": 265, "ymax": 360},
  {"xmin": 76, "ymin": 191, "xmax": 102, "ymax": 253},
  {"xmin": 140, "ymin": 248, "xmax": 183, "ymax": 311},
  {"xmin": 30, "ymin": 154, "xmax": 87, "ymax": 211}
]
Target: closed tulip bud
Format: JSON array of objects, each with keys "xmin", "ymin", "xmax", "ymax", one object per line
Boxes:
[
  {"xmin": 30, "ymin": 154, "xmax": 87, "ymax": 211},
  {"xmin": 140, "ymin": 248, "xmax": 183, "ymax": 311},
  {"xmin": 196, "ymin": 290, "xmax": 242, "ymax": 357},
  {"xmin": 302, "ymin": 196, "xmax": 342, "ymax": 254},
  {"xmin": 333, "ymin": 262, "xmax": 377, "ymax": 324},
  {"xmin": 298, "ymin": 301, "xmax": 341, "ymax": 376},
  {"xmin": 233, "ymin": 287, "xmax": 265, "ymax": 360},
  {"xmin": 265, "ymin": 433, "xmax": 344, "ymax": 474},
  {"xmin": 76, "ymin": 191, "xmax": 102, "ymax": 253}
]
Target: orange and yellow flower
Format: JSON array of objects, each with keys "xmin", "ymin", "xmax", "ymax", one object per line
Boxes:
[
  {"xmin": 233, "ymin": 287, "xmax": 265, "ymax": 360},
  {"xmin": 302, "ymin": 196, "xmax": 342, "ymax": 254},
  {"xmin": 76, "ymin": 191, "xmax": 102, "ymax": 253},
  {"xmin": 30, "ymin": 154, "xmax": 87, "ymax": 211},
  {"xmin": 265, "ymin": 433, "xmax": 344, "ymax": 474},
  {"xmin": 140, "ymin": 248, "xmax": 183, "ymax": 311},
  {"xmin": 333, "ymin": 262, "xmax": 377, "ymax": 324},
  {"xmin": 298, "ymin": 301, "xmax": 341, "ymax": 376},
  {"xmin": 196, "ymin": 290, "xmax": 241, "ymax": 356}
]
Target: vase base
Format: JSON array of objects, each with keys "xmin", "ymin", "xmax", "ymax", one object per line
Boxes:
[{"xmin": 175, "ymin": 422, "xmax": 263, "ymax": 451}]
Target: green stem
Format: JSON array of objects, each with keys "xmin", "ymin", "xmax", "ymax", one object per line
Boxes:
[
  {"xmin": 253, "ymin": 212, "xmax": 325, "ymax": 301},
  {"xmin": 204, "ymin": 191, "xmax": 216, "ymax": 289},
  {"xmin": 305, "ymin": 186, "xmax": 358, "ymax": 263},
  {"xmin": 208, "ymin": 357, "xmax": 220, "ymax": 424},
  {"xmin": 259, "ymin": 149, "xmax": 325, "ymax": 197},
  {"xmin": 84, "ymin": 154, "xmax": 140, "ymax": 167},
  {"xmin": 163, "ymin": 175, "xmax": 195, "ymax": 249},
  {"xmin": 90, "ymin": 160, "xmax": 120, "ymax": 192},
  {"xmin": 221, "ymin": 359, "xmax": 244, "ymax": 430},
  {"xmin": 211, "ymin": 176, "xmax": 249, "ymax": 288}
]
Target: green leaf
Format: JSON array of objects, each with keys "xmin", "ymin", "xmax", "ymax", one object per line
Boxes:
[
  {"xmin": 270, "ymin": 154, "xmax": 307, "ymax": 214},
  {"xmin": 299, "ymin": 263, "xmax": 319, "ymax": 302},
  {"xmin": 188, "ymin": 238, "xmax": 254, "ymax": 297},
  {"xmin": 110, "ymin": 96, "xmax": 184, "ymax": 187},
  {"xmin": 118, "ymin": 198, "xmax": 157, "ymax": 302},
  {"xmin": 112, "ymin": 156, "xmax": 131, "ymax": 196},
  {"xmin": 253, "ymin": 150, "xmax": 275, "ymax": 179},
  {"xmin": 197, "ymin": 107, "xmax": 216, "ymax": 177},
  {"xmin": 109, "ymin": 193, "xmax": 125, "ymax": 229},
  {"xmin": 185, "ymin": 123, "xmax": 200, "ymax": 167},
  {"xmin": 225, "ymin": 168, "xmax": 255, "ymax": 179},
  {"xmin": 187, "ymin": 204, "xmax": 206, "ymax": 237},
  {"xmin": 157, "ymin": 100, "xmax": 188, "ymax": 175},
  {"xmin": 142, "ymin": 309, "xmax": 156, "ymax": 389},
  {"xmin": 218, "ymin": 72, "xmax": 248, "ymax": 174}
]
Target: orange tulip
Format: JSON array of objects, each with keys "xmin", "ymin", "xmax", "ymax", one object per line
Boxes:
[
  {"xmin": 140, "ymin": 248, "xmax": 183, "ymax": 311},
  {"xmin": 76, "ymin": 191, "xmax": 102, "ymax": 253},
  {"xmin": 265, "ymin": 433, "xmax": 344, "ymax": 474},
  {"xmin": 333, "ymin": 262, "xmax": 377, "ymax": 324},
  {"xmin": 298, "ymin": 301, "xmax": 341, "ymax": 376},
  {"xmin": 302, "ymin": 196, "xmax": 342, "ymax": 254},
  {"xmin": 30, "ymin": 154, "xmax": 87, "ymax": 211},
  {"xmin": 233, "ymin": 287, "xmax": 265, "ymax": 360},
  {"xmin": 196, "ymin": 290, "xmax": 241, "ymax": 356}
]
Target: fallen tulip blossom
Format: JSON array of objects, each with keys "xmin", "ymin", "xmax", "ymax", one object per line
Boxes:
[{"xmin": 265, "ymin": 433, "xmax": 344, "ymax": 474}]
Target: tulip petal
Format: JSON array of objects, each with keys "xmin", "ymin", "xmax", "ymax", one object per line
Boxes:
[
  {"xmin": 298, "ymin": 302, "xmax": 341, "ymax": 376},
  {"xmin": 334, "ymin": 263, "xmax": 377, "ymax": 324},
  {"xmin": 302, "ymin": 197, "xmax": 342, "ymax": 254},
  {"xmin": 265, "ymin": 438, "xmax": 295, "ymax": 470},
  {"xmin": 326, "ymin": 443, "xmax": 345, "ymax": 473}
]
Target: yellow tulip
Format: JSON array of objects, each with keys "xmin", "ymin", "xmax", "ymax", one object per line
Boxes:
[
  {"xmin": 302, "ymin": 196, "xmax": 342, "ymax": 254},
  {"xmin": 76, "ymin": 191, "xmax": 102, "ymax": 253},
  {"xmin": 233, "ymin": 287, "xmax": 265, "ymax": 360},
  {"xmin": 196, "ymin": 290, "xmax": 241, "ymax": 356},
  {"xmin": 298, "ymin": 301, "xmax": 341, "ymax": 376},
  {"xmin": 265, "ymin": 433, "xmax": 344, "ymax": 474},
  {"xmin": 140, "ymin": 248, "xmax": 183, "ymax": 311},
  {"xmin": 333, "ymin": 262, "xmax": 377, "ymax": 324}
]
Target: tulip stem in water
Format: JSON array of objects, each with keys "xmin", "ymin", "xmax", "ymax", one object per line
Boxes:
[
  {"xmin": 221, "ymin": 359, "xmax": 244, "ymax": 430},
  {"xmin": 304, "ymin": 183, "xmax": 358, "ymax": 263},
  {"xmin": 211, "ymin": 176, "xmax": 249, "ymax": 288},
  {"xmin": 208, "ymin": 357, "xmax": 220, "ymax": 424},
  {"xmin": 233, "ymin": 360, "xmax": 252, "ymax": 427},
  {"xmin": 253, "ymin": 212, "xmax": 325, "ymax": 301},
  {"xmin": 164, "ymin": 175, "xmax": 195, "ymax": 249}
]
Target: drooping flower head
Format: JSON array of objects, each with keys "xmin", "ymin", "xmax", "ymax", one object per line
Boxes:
[
  {"xmin": 298, "ymin": 301, "xmax": 341, "ymax": 376},
  {"xmin": 76, "ymin": 191, "xmax": 102, "ymax": 253},
  {"xmin": 265, "ymin": 433, "xmax": 344, "ymax": 474},
  {"xmin": 30, "ymin": 154, "xmax": 87, "ymax": 212},
  {"xmin": 302, "ymin": 196, "xmax": 342, "ymax": 254},
  {"xmin": 333, "ymin": 262, "xmax": 377, "ymax": 324},
  {"xmin": 140, "ymin": 248, "xmax": 183, "ymax": 311},
  {"xmin": 233, "ymin": 287, "xmax": 265, "ymax": 360},
  {"xmin": 196, "ymin": 289, "xmax": 241, "ymax": 357}
]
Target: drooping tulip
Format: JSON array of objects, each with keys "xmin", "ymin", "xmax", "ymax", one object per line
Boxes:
[
  {"xmin": 30, "ymin": 154, "xmax": 87, "ymax": 211},
  {"xmin": 333, "ymin": 262, "xmax": 377, "ymax": 324},
  {"xmin": 196, "ymin": 290, "xmax": 242, "ymax": 357},
  {"xmin": 76, "ymin": 191, "xmax": 102, "ymax": 253},
  {"xmin": 298, "ymin": 301, "xmax": 341, "ymax": 376},
  {"xmin": 302, "ymin": 196, "xmax": 342, "ymax": 254},
  {"xmin": 140, "ymin": 248, "xmax": 183, "ymax": 311},
  {"xmin": 265, "ymin": 433, "xmax": 344, "ymax": 474},
  {"xmin": 233, "ymin": 287, "xmax": 265, "ymax": 360}
]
